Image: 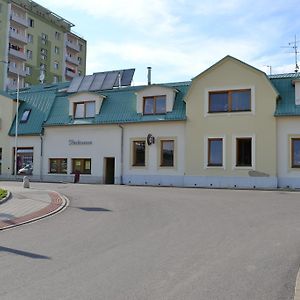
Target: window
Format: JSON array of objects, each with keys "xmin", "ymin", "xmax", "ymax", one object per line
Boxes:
[
  {"xmin": 54, "ymin": 46, "xmax": 59, "ymax": 54},
  {"xmin": 78, "ymin": 57, "xmax": 82, "ymax": 65},
  {"xmin": 132, "ymin": 141, "xmax": 146, "ymax": 166},
  {"xmin": 143, "ymin": 95, "xmax": 166, "ymax": 115},
  {"xmin": 27, "ymin": 34, "xmax": 33, "ymax": 43},
  {"xmin": 20, "ymin": 110, "xmax": 31, "ymax": 123},
  {"xmin": 209, "ymin": 89, "xmax": 251, "ymax": 113},
  {"xmin": 15, "ymin": 147, "xmax": 33, "ymax": 174},
  {"xmin": 41, "ymin": 48, "xmax": 47, "ymax": 55},
  {"xmin": 72, "ymin": 158, "xmax": 91, "ymax": 174},
  {"xmin": 49, "ymin": 158, "xmax": 67, "ymax": 174},
  {"xmin": 54, "ymin": 61, "xmax": 59, "ymax": 70},
  {"xmin": 53, "ymin": 75, "xmax": 59, "ymax": 83},
  {"xmin": 26, "ymin": 66, "xmax": 32, "ymax": 75},
  {"xmin": 79, "ymin": 43, "xmax": 83, "ymax": 51},
  {"xmin": 28, "ymin": 18, "xmax": 34, "ymax": 27},
  {"xmin": 74, "ymin": 101, "xmax": 95, "ymax": 118},
  {"xmin": 291, "ymin": 138, "xmax": 300, "ymax": 168},
  {"xmin": 160, "ymin": 140, "xmax": 174, "ymax": 167},
  {"xmin": 41, "ymin": 33, "xmax": 48, "ymax": 44},
  {"xmin": 26, "ymin": 50, "xmax": 32, "ymax": 59},
  {"xmin": 55, "ymin": 31, "xmax": 61, "ymax": 40},
  {"xmin": 208, "ymin": 138, "xmax": 223, "ymax": 166},
  {"xmin": 236, "ymin": 138, "xmax": 252, "ymax": 167}
]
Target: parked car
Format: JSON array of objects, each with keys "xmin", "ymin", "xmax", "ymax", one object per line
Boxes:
[{"xmin": 18, "ymin": 164, "xmax": 33, "ymax": 175}]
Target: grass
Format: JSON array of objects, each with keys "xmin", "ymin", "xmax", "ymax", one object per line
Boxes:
[{"xmin": 0, "ymin": 188, "xmax": 8, "ymax": 200}]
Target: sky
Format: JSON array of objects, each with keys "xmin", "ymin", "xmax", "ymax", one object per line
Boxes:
[{"xmin": 37, "ymin": 0, "xmax": 300, "ymax": 85}]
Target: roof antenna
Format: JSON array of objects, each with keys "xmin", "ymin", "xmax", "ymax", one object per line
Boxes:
[{"xmin": 282, "ymin": 35, "xmax": 299, "ymax": 73}]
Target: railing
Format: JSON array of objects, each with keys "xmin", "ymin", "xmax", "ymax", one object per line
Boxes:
[
  {"xmin": 9, "ymin": 29, "xmax": 28, "ymax": 44},
  {"xmin": 66, "ymin": 55, "xmax": 79, "ymax": 66},
  {"xmin": 66, "ymin": 40, "xmax": 80, "ymax": 52},
  {"xmin": 8, "ymin": 48, "xmax": 27, "ymax": 61},
  {"xmin": 10, "ymin": 14, "xmax": 28, "ymax": 27},
  {"xmin": 8, "ymin": 65, "xmax": 27, "ymax": 77}
]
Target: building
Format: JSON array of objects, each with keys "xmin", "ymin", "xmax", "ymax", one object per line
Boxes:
[
  {"xmin": 271, "ymin": 73, "xmax": 300, "ymax": 188},
  {"xmin": 184, "ymin": 56, "xmax": 279, "ymax": 188},
  {"xmin": 0, "ymin": 0, "xmax": 86, "ymax": 91},
  {"xmin": 1, "ymin": 56, "xmax": 300, "ymax": 189},
  {"xmin": 0, "ymin": 91, "xmax": 16, "ymax": 176}
]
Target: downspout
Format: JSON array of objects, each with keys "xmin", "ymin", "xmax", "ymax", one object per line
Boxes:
[
  {"xmin": 40, "ymin": 130, "xmax": 44, "ymax": 182},
  {"xmin": 118, "ymin": 124, "xmax": 124, "ymax": 185}
]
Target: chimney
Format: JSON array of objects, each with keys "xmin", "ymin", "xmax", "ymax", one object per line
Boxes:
[
  {"xmin": 147, "ymin": 67, "xmax": 152, "ymax": 85},
  {"xmin": 293, "ymin": 79, "xmax": 300, "ymax": 105}
]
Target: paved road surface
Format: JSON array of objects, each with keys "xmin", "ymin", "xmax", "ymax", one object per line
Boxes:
[{"xmin": 1, "ymin": 182, "xmax": 300, "ymax": 300}]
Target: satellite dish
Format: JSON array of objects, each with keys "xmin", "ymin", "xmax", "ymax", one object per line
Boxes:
[{"xmin": 147, "ymin": 134, "xmax": 155, "ymax": 145}]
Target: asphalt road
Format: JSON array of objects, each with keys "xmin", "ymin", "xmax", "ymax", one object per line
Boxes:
[{"xmin": 1, "ymin": 183, "xmax": 300, "ymax": 300}]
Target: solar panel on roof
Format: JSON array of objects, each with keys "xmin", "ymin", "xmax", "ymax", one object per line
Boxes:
[
  {"xmin": 89, "ymin": 73, "xmax": 107, "ymax": 91},
  {"xmin": 67, "ymin": 69, "xmax": 135, "ymax": 93},
  {"xmin": 78, "ymin": 75, "xmax": 94, "ymax": 92},
  {"xmin": 67, "ymin": 76, "xmax": 84, "ymax": 93},
  {"xmin": 121, "ymin": 69, "xmax": 135, "ymax": 86},
  {"xmin": 101, "ymin": 71, "xmax": 119, "ymax": 90}
]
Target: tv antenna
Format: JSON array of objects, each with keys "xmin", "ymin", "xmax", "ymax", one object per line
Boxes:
[{"xmin": 282, "ymin": 35, "xmax": 299, "ymax": 73}]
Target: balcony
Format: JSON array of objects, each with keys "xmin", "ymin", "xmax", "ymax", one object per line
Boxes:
[
  {"xmin": 66, "ymin": 55, "xmax": 79, "ymax": 66},
  {"xmin": 8, "ymin": 48, "xmax": 27, "ymax": 61},
  {"xmin": 66, "ymin": 40, "xmax": 80, "ymax": 52},
  {"xmin": 65, "ymin": 68, "xmax": 77, "ymax": 78},
  {"xmin": 9, "ymin": 29, "xmax": 28, "ymax": 44},
  {"xmin": 8, "ymin": 65, "xmax": 27, "ymax": 77},
  {"xmin": 10, "ymin": 14, "xmax": 28, "ymax": 28}
]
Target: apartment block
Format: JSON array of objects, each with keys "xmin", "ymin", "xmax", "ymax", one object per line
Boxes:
[{"xmin": 0, "ymin": 0, "xmax": 86, "ymax": 90}]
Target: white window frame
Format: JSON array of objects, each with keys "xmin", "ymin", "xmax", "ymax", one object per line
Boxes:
[
  {"xmin": 232, "ymin": 134, "xmax": 255, "ymax": 170},
  {"xmin": 204, "ymin": 135, "xmax": 226, "ymax": 169}
]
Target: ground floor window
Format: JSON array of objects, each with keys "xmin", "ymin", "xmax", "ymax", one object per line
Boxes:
[
  {"xmin": 49, "ymin": 158, "xmax": 67, "ymax": 174},
  {"xmin": 72, "ymin": 158, "xmax": 91, "ymax": 174},
  {"xmin": 236, "ymin": 138, "xmax": 252, "ymax": 167},
  {"xmin": 208, "ymin": 138, "xmax": 223, "ymax": 167},
  {"xmin": 291, "ymin": 138, "xmax": 300, "ymax": 168},
  {"xmin": 14, "ymin": 147, "xmax": 33, "ymax": 174},
  {"xmin": 132, "ymin": 140, "xmax": 146, "ymax": 166},
  {"xmin": 160, "ymin": 140, "xmax": 174, "ymax": 167}
]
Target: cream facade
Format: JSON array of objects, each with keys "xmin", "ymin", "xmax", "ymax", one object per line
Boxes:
[
  {"xmin": 184, "ymin": 56, "xmax": 278, "ymax": 188},
  {"xmin": 0, "ymin": 95, "xmax": 15, "ymax": 177}
]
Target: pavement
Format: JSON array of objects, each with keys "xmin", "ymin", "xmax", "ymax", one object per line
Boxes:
[{"xmin": 0, "ymin": 182, "xmax": 67, "ymax": 230}]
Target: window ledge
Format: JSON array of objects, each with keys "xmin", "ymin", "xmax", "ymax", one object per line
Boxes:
[{"xmin": 205, "ymin": 111, "xmax": 254, "ymax": 117}]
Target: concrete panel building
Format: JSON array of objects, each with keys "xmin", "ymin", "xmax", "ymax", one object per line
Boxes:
[{"xmin": 0, "ymin": 0, "xmax": 86, "ymax": 90}]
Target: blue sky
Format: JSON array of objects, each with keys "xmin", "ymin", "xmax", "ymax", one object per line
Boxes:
[{"xmin": 37, "ymin": 0, "xmax": 300, "ymax": 84}]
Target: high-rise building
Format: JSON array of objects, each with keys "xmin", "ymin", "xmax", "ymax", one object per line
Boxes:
[{"xmin": 0, "ymin": 0, "xmax": 86, "ymax": 90}]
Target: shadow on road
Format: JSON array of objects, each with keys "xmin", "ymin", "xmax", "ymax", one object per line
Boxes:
[
  {"xmin": 78, "ymin": 207, "xmax": 112, "ymax": 212},
  {"xmin": 0, "ymin": 246, "xmax": 51, "ymax": 260}
]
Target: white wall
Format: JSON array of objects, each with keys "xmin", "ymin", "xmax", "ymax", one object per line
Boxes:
[{"xmin": 277, "ymin": 117, "xmax": 300, "ymax": 188}]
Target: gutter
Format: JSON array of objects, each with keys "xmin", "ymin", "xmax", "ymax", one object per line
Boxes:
[{"xmin": 118, "ymin": 124, "xmax": 124, "ymax": 185}]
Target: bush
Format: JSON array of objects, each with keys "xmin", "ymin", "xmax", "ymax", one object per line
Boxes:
[{"xmin": 0, "ymin": 188, "xmax": 8, "ymax": 200}]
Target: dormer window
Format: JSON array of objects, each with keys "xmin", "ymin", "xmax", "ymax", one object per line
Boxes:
[
  {"xmin": 20, "ymin": 109, "xmax": 31, "ymax": 123},
  {"xmin": 143, "ymin": 95, "xmax": 166, "ymax": 115},
  {"xmin": 74, "ymin": 101, "xmax": 95, "ymax": 118}
]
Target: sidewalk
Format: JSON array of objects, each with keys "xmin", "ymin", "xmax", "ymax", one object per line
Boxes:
[{"xmin": 0, "ymin": 182, "xmax": 67, "ymax": 230}]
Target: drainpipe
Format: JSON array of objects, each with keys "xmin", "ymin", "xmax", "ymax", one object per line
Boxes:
[
  {"xmin": 40, "ymin": 131, "xmax": 44, "ymax": 182},
  {"xmin": 118, "ymin": 124, "xmax": 124, "ymax": 185}
]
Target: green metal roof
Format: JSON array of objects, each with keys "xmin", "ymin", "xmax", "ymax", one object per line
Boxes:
[
  {"xmin": 8, "ymin": 81, "xmax": 188, "ymax": 135},
  {"xmin": 8, "ymin": 82, "xmax": 69, "ymax": 136},
  {"xmin": 270, "ymin": 73, "xmax": 300, "ymax": 116},
  {"xmin": 45, "ymin": 82, "xmax": 188, "ymax": 127}
]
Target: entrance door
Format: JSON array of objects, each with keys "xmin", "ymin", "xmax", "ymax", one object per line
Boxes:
[{"xmin": 104, "ymin": 157, "xmax": 115, "ymax": 184}]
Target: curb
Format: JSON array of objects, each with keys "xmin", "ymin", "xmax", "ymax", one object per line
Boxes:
[
  {"xmin": 0, "ymin": 191, "xmax": 11, "ymax": 205},
  {"xmin": 294, "ymin": 267, "xmax": 300, "ymax": 300},
  {"xmin": 0, "ymin": 191, "xmax": 69, "ymax": 231}
]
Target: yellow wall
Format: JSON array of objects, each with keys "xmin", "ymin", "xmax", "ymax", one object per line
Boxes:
[
  {"xmin": 185, "ymin": 56, "xmax": 278, "ymax": 177},
  {"xmin": 0, "ymin": 95, "xmax": 15, "ymax": 176}
]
